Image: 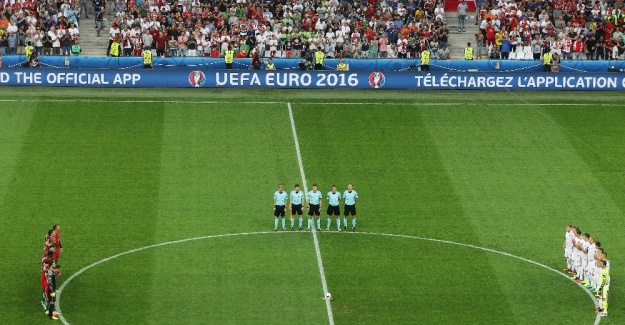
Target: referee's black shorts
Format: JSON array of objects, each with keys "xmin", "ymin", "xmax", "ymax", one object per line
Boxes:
[
  {"xmin": 274, "ymin": 205, "xmax": 286, "ymax": 217},
  {"xmin": 327, "ymin": 205, "xmax": 340, "ymax": 216},
  {"xmin": 291, "ymin": 204, "xmax": 303, "ymax": 215},
  {"xmin": 344, "ymin": 204, "xmax": 357, "ymax": 216},
  {"xmin": 308, "ymin": 204, "xmax": 320, "ymax": 216}
]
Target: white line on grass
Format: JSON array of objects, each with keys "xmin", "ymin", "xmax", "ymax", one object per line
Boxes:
[
  {"xmin": 0, "ymin": 98, "xmax": 624, "ymax": 107},
  {"xmin": 288, "ymin": 102, "xmax": 335, "ymax": 325},
  {"xmin": 55, "ymin": 231, "xmax": 599, "ymax": 324},
  {"xmin": 331, "ymin": 231, "xmax": 602, "ymax": 325},
  {"xmin": 55, "ymin": 231, "xmax": 281, "ymax": 325}
]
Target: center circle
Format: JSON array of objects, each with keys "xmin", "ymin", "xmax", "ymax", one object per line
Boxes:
[{"xmin": 56, "ymin": 231, "xmax": 597, "ymax": 324}]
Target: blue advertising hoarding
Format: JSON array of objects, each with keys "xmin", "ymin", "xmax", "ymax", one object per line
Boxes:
[
  {"xmin": 3, "ymin": 55, "xmax": 625, "ymax": 72},
  {"xmin": 1, "ymin": 68, "xmax": 625, "ymax": 90}
]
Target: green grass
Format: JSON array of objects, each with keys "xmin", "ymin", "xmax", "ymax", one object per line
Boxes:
[{"xmin": 0, "ymin": 88, "xmax": 623, "ymax": 324}]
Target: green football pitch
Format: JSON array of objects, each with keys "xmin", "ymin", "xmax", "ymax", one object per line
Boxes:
[{"xmin": 1, "ymin": 88, "xmax": 623, "ymax": 325}]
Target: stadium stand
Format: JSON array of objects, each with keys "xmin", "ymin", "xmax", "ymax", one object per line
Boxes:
[
  {"xmin": 475, "ymin": 0, "xmax": 625, "ymax": 60},
  {"xmin": 4, "ymin": 0, "xmax": 623, "ymax": 61},
  {"xmin": 0, "ymin": 0, "xmax": 82, "ymax": 56},
  {"xmin": 77, "ymin": 0, "xmax": 459, "ymax": 58}
]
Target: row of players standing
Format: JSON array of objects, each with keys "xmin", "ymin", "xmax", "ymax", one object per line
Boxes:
[
  {"xmin": 41, "ymin": 225, "xmax": 63, "ymax": 320},
  {"xmin": 273, "ymin": 183, "xmax": 359, "ymax": 232},
  {"xmin": 563, "ymin": 224, "xmax": 610, "ymax": 317}
]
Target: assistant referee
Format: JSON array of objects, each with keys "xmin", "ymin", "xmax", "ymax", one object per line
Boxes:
[
  {"xmin": 273, "ymin": 184, "xmax": 288, "ymax": 231},
  {"xmin": 343, "ymin": 183, "xmax": 359, "ymax": 232}
]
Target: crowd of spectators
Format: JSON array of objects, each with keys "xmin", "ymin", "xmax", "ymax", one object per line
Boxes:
[
  {"xmin": 7, "ymin": 0, "xmax": 625, "ymax": 61},
  {"xmin": 476, "ymin": 0, "xmax": 625, "ymax": 60},
  {"xmin": 103, "ymin": 0, "xmax": 451, "ymax": 59},
  {"xmin": 0, "ymin": 0, "xmax": 82, "ymax": 56}
]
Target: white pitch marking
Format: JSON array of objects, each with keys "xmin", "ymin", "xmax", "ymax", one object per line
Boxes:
[
  {"xmin": 288, "ymin": 102, "xmax": 335, "ymax": 325},
  {"xmin": 332, "ymin": 231, "xmax": 602, "ymax": 325},
  {"xmin": 55, "ymin": 231, "xmax": 280, "ymax": 325},
  {"xmin": 55, "ymin": 231, "xmax": 599, "ymax": 325},
  {"xmin": 0, "ymin": 98, "xmax": 623, "ymax": 107}
]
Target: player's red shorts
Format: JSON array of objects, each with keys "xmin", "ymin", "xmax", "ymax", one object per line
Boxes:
[{"xmin": 53, "ymin": 249, "xmax": 60, "ymax": 261}]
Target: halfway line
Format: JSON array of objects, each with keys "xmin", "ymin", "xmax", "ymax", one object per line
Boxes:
[{"xmin": 288, "ymin": 102, "xmax": 335, "ymax": 325}]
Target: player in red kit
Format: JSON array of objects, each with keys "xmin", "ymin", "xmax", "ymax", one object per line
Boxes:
[
  {"xmin": 45, "ymin": 260, "xmax": 61, "ymax": 320},
  {"xmin": 43, "ymin": 229, "xmax": 53, "ymax": 256},
  {"xmin": 52, "ymin": 224, "xmax": 62, "ymax": 261},
  {"xmin": 41, "ymin": 250, "xmax": 54, "ymax": 311}
]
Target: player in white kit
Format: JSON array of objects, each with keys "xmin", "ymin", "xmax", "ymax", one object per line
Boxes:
[
  {"xmin": 585, "ymin": 236, "xmax": 597, "ymax": 290},
  {"xmin": 562, "ymin": 225, "xmax": 574, "ymax": 272}
]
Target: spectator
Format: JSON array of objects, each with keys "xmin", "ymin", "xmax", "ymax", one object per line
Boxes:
[
  {"xmin": 0, "ymin": 35, "xmax": 7, "ymax": 55},
  {"xmin": 369, "ymin": 37, "xmax": 379, "ymax": 58},
  {"xmin": 584, "ymin": 35, "xmax": 596, "ymax": 60},
  {"xmin": 17, "ymin": 27, "xmax": 26, "ymax": 54},
  {"xmin": 95, "ymin": 8, "xmax": 105, "ymax": 37},
  {"xmin": 108, "ymin": 23, "xmax": 121, "ymax": 55},
  {"xmin": 61, "ymin": 33, "xmax": 72, "ymax": 56},
  {"xmin": 34, "ymin": 31, "xmax": 43, "ymax": 55},
  {"xmin": 379, "ymin": 34, "xmax": 388, "ymax": 58},
  {"xmin": 187, "ymin": 36, "xmax": 197, "ymax": 57},
  {"xmin": 573, "ymin": 37, "xmax": 584, "ymax": 60},
  {"xmin": 438, "ymin": 45, "xmax": 450, "ymax": 59},
  {"xmin": 596, "ymin": 36, "xmax": 607, "ymax": 60},
  {"xmin": 80, "ymin": 0, "xmax": 89, "ymax": 18},
  {"xmin": 168, "ymin": 35, "xmax": 178, "ymax": 57},
  {"xmin": 475, "ymin": 33, "xmax": 484, "ymax": 60},
  {"xmin": 42, "ymin": 31, "xmax": 52, "ymax": 55},
  {"xmin": 500, "ymin": 35, "xmax": 510, "ymax": 59},
  {"xmin": 177, "ymin": 33, "xmax": 188, "ymax": 57},
  {"xmin": 71, "ymin": 40, "xmax": 81, "ymax": 56},
  {"xmin": 458, "ymin": 0, "xmax": 468, "ymax": 33},
  {"xmin": 122, "ymin": 35, "xmax": 132, "ymax": 56},
  {"xmin": 8, "ymin": 32, "xmax": 16, "ymax": 54},
  {"xmin": 531, "ymin": 35, "xmax": 542, "ymax": 60},
  {"xmin": 154, "ymin": 31, "xmax": 167, "ymax": 57}
]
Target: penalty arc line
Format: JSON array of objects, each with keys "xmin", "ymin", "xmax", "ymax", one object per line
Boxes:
[
  {"xmin": 53, "ymin": 231, "xmax": 599, "ymax": 325},
  {"xmin": 288, "ymin": 102, "xmax": 335, "ymax": 325}
]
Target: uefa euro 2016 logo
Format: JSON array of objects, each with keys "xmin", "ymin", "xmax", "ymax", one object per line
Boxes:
[
  {"xmin": 189, "ymin": 70, "xmax": 206, "ymax": 87},
  {"xmin": 368, "ymin": 72, "xmax": 385, "ymax": 89}
]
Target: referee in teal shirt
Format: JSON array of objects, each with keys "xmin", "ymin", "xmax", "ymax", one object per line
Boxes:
[
  {"xmin": 289, "ymin": 184, "xmax": 305, "ymax": 231},
  {"xmin": 307, "ymin": 183, "xmax": 323, "ymax": 231},
  {"xmin": 326, "ymin": 185, "xmax": 342, "ymax": 231},
  {"xmin": 343, "ymin": 183, "xmax": 359, "ymax": 232},
  {"xmin": 273, "ymin": 184, "xmax": 288, "ymax": 231}
]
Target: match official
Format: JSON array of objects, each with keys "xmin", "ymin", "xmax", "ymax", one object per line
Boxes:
[
  {"xmin": 343, "ymin": 183, "xmax": 359, "ymax": 232},
  {"xmin": 273, "ymin": 184, "xmax": 288, "ymax": 231},
  {"xmin": 289, "ymin": 184, "xmax": 305, "ymax": 231},
  {"xmin": 307, "ymin": 184, "xmax": 323, "ymax": 231},
  {"xmin": 326, "ymin": 185, "xmax": 342, "ymax": 231}
]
